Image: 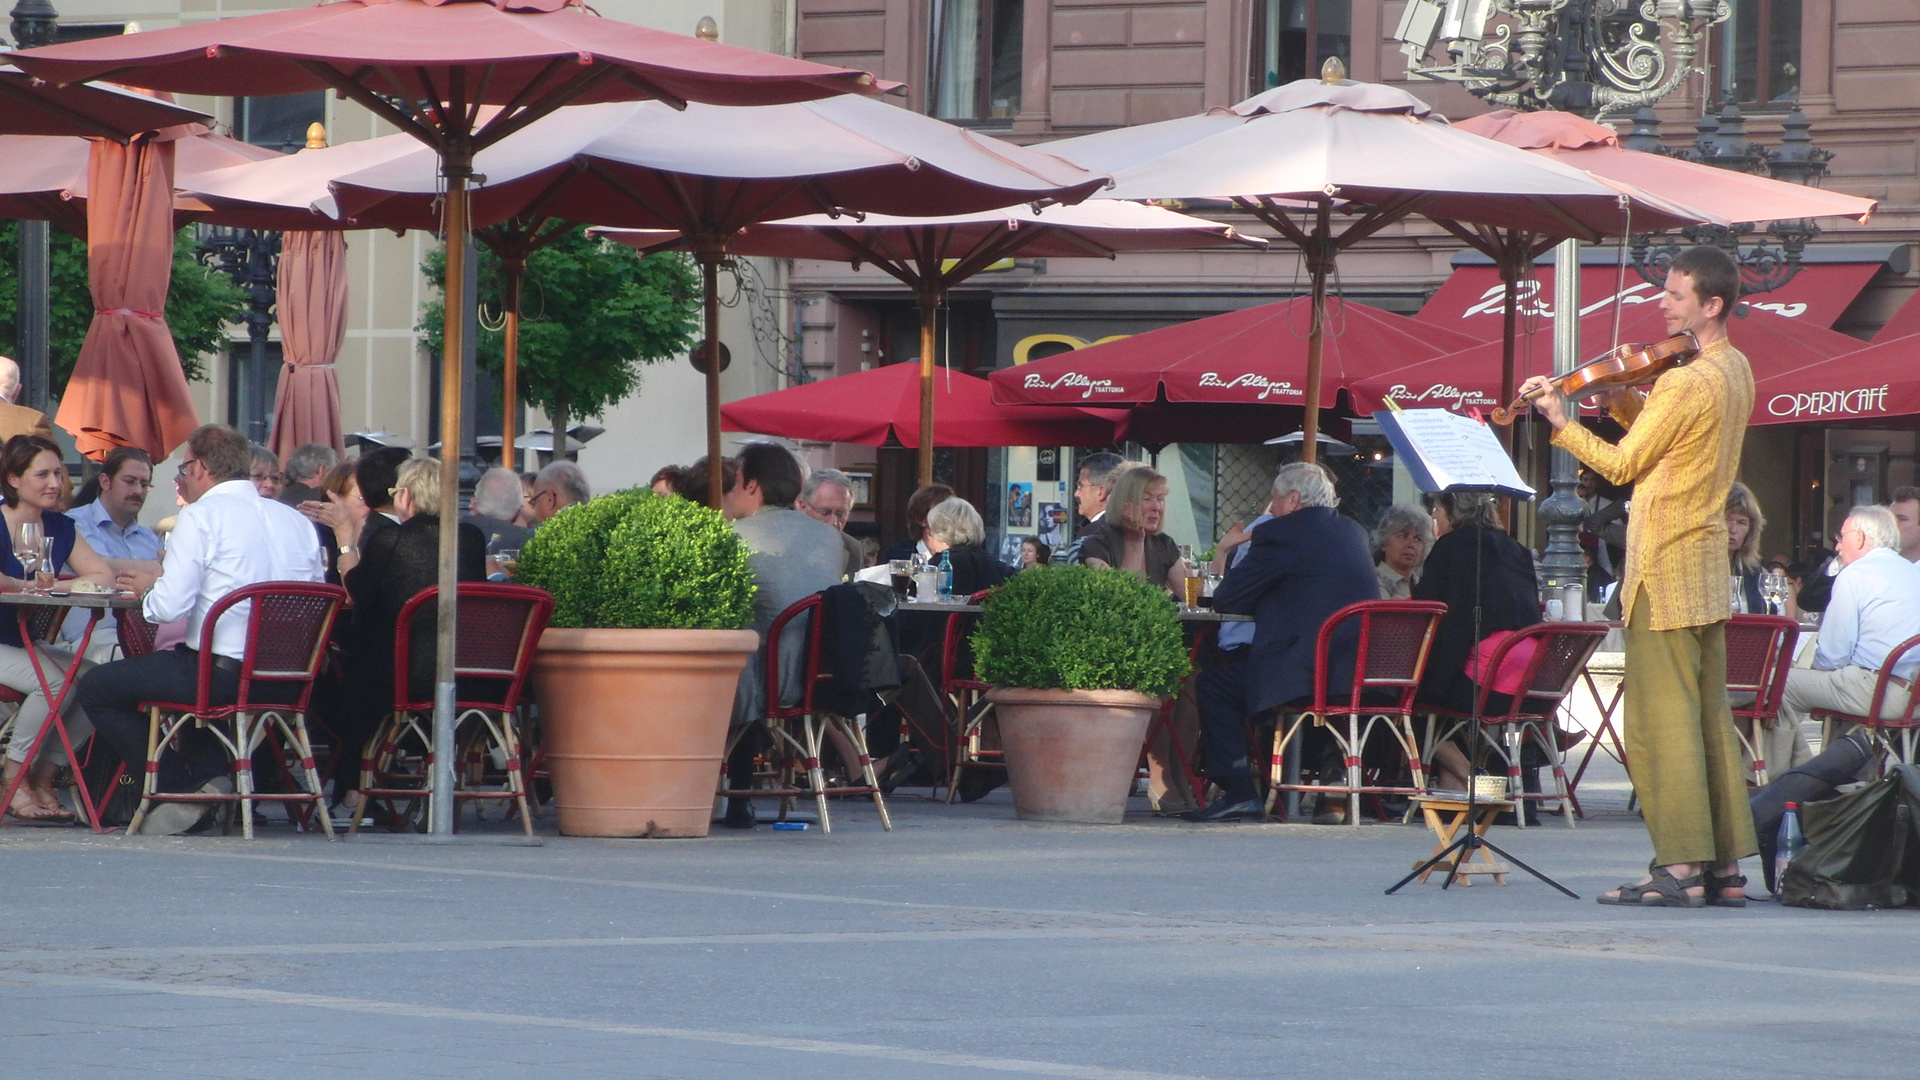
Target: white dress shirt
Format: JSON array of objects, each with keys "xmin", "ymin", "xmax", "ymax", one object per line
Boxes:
[
  {"xmin": 144, "ymin": 478, "xmax": 326, "ymax": 660},
  {"xmin": 1816, "ymin": 546, "xmax": 1920, "ymax": 680}
]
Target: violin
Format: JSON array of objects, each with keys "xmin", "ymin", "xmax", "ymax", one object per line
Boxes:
[{"xmin": 1489, "ymin": 331, "xmax": 1700, "ymax": 425}]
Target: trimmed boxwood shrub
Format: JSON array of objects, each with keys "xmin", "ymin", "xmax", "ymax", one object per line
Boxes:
[
  {"xmin": 972, "ymin": 565, "xmax": 1190, "ymax": 698},
  {"xmin": 514, "ymin": 489, "xmax": 755, "ymax": 630}
]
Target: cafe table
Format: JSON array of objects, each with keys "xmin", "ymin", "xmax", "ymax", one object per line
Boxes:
[
  {"xmin": 0, "ymin": 588, "xmax": 143, "ymax": 832},
  {"xmin": 896, "ymin": 598, "xmax": 1252, "ymax": 623}
]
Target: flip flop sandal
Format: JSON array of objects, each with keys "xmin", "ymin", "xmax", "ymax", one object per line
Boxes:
[
  {"xmin": 1705, "ymin": 870, "xmax": 1749, "ymax": 908},
  {"xmin": 1595, "ymin": 864, "xmax": 1706, "ymax": 908},
  {"xmin": 6, "ymin": 802, "xmax": 77, "ymax": 827}
]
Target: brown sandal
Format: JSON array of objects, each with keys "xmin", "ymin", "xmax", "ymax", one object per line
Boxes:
[
  {"xmin": 1596, "ymin": 864, "xmax": 1706, "ymax": 908},
  {"xmin": 1705, "ymin": 870, "xmax": 1749, "ymax": 908}
]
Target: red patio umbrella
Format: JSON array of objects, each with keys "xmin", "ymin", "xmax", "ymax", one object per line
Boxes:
[
  {"xmin": 599, "ymin": 199, "xmax": 1265, "ymax": 483},
  {"xmin": 1750, "ymin": 333, "xmax": 1920, "ymax": 428},
  {"xmin": 179, "ymin": 93, "xmax": 1103, "ymax": 495},
  {"xmin": 721, "ymin": 362, "xmax": 1120, "ymax": 449},
  {"xmin": 1044, "ymin": 65, "xmax": 1711, "ymax": 461},
  {"xmin": 1875, "ymin": 290, "xmax": 1920, "ymax": 344},
  {"xmin": 12, "ymin": 0, "xmax": 891, "ymax": 837},
  {"xmin": 57, "ymin": 127, "xmax": 200, "ymax": 460},
  {"xmin": 0, "ymin": 64, "xmax": 206, "ymax": 138},
  {"xmin": 1346, "ymin": 303, "xmax": 1869, "ymax": 418},
  {"xmin": 989, "ymin": 296, "xmax": 1480, "ymax": 416}
]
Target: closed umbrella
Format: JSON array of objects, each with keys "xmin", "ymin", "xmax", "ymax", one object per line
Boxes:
[
  {"xmin": 180, "ymin": 93, "xmax": 1106, "ymax": 499},
  {"xmin": 57, "ymin": 128, "xmax": 199, "ymax": 460},
  {"xmin": 271, "ymin": 229, "xmax": 348, "ymax": 460},
  {"xmin": 1044, "ymin": 64, "xmax": 1710, "ymax": 460},
  {"xmin": 11, "ymin": 0, "xmax": 894, "ymax": 838},
  {"xmin": 599, "ymin": 199, "xmax": 1266, "ymax": 482},
  {"xmin": 0, "ymin": 64, "xmax": 206, "ymax": 138},
  {"xmin": 721, "ymin": 361, "xmax": 1120, "ymax": 449}
]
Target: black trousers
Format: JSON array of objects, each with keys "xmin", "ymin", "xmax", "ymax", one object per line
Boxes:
[
  {"xmin": 1196, "ymin": 648, "xmax": 1256, "ymax": 780},
  {"xmin": 76, "ymin": 646, "xmax": 292, "ymax": 796}
]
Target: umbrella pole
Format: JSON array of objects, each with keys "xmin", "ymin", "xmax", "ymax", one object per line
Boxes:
[
  {"xmin": 502, "ymin": 253, "xmax": 525, "ymax": 475},
  {"xmin": 699, "ymin": 243, "xmax": 725, "ymax": 509},
  {"xmin": 1300, "ymin": 202, "xmax": 1332, "ymax": 466},
  {"xmin": 429, "ymin": 148, "xmax": 473, "ymax": 839},
  {"xmin": 1499, "ymin": 260, "xmax": 1520, "ymax": 454},
  {"xmin": 917, "ymin": 290, "xmax": 938, "ymax": 487}
]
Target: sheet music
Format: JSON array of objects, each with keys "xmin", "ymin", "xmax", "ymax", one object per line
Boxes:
[{"xmin": 1374, "ymin": 409, "xmax": 1535, "ymax": 498}]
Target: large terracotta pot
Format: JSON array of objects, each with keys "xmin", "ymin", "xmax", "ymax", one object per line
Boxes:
[
  {"xmin": 532, "ymin": 627, "xmax": 758, "ymax": 838},
  {"xmin": 988, "ymin": 687, "xmax": 1161, "ymax": 824}
]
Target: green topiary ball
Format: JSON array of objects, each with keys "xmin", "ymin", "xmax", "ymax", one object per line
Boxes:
[
  {"xmin": 515, "ymin": 489, "xmax": 755, "ymax": 630},
  {"xmin": 971, "ymin": 564, "xmax": 1190, "ymax": 698}
]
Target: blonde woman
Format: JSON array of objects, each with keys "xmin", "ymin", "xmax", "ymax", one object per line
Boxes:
[
  {"xmin": 1726, "ymin": 482, "xmax": 1766, "ymax": 615},
  {"xmin": 1078, "ymin": 465, "xmax": 1189, "ymax": 595}
]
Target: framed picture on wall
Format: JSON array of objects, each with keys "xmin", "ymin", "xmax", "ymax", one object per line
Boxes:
[{"xmin": 844, "ymin": 470, "xmax": 875, "ymax": 509}]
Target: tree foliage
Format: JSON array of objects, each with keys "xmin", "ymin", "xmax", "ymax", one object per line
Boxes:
[
  {"xmin": 0, "ymin": 222, "xmax": 244, "ymax": 387},
  {"xmin": 417, "ymin": 226, "xmax": 700, "ymax": 424}
]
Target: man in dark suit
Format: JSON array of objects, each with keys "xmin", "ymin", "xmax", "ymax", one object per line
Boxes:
[{"xmin": 1186, "ymin": 462, "xmax": 1377, "ymax": 822}]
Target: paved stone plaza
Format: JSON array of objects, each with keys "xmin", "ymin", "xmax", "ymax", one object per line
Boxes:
[{"xmin": 3, "ymin": 760, "xmax": 1916, "ymax": 1080}]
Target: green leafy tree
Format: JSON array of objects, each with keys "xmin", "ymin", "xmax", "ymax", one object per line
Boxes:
[
  {"xmin": 418, "ymin": 226, "xmax": 700, "ymax": 440},
  {"xmin": 0, "ymin": 222, "xmax": 244, "ymax": 387}
]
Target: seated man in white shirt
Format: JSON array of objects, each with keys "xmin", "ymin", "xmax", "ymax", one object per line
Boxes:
[
  {"xmin": 1772, "ymin": 505, "xmax": 1920, "ymax": 770},
  {"xmin": 63, "ymin": 446, "xmax": 162, "ymax": 661},
  {"xmin": 75, "ymin": 425, "xmax": 326, "ymax": 835}
]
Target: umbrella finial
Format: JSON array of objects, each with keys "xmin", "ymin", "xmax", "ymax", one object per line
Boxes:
[
  {"xmin": 1320, "ymin": 56, "xmax": 1346, "ymax": 84},
  {"xmin": 694, "ymin": 15, "xmax": 719, "ymax": 41},
  {"xmin": 305, "ymin": 122, "xmax": 327, "ymax": 150}
]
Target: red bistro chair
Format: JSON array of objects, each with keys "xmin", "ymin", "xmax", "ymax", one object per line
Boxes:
[
  {"xmin": 0, "ymin": 603, "xmax": 81, "ymax": 817},
  {"xmin": 1265, "ymin": 600, "xmax": 1448, "ymax": 824},
  {"xmin": 352, "ymin": 583, "xmax": 552, "ymax": 836},
  {"xmin": 720, "ymin": 592, "xmax": 891, "ymax": 834},
  {"xmin": 128, "ymin": 582, "xmax": 347, "ymax": 840},
  {"xmin": 1421, "ymin": 621, "xmax": 1609, "ymax": 828},
  {"xmin": 942, "ymin": 588, "xmax": 999, "ymax": 802},
  {"xmin": 1809, "ymin": 632, "xmax": 1920, "ymax": 769},
  {"xmin": 1725, "ymin": 614, "xmax": 1800, "ymax": 785}
]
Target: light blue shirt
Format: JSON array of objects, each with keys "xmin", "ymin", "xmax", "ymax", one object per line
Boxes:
[
  {"xmin": 1816, "ymin": 546, "xmax": 1920, "ymax": 679},
  {"xmin": 1216, "ymin": 513, "xmax": 1274, "ymax": 650},
  {"xmin": 69, "ymin": 499, "xmax": 161, "ymax": 562}
]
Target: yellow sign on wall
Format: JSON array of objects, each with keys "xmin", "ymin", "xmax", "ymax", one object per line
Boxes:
[{"xmin": 1010, "ymin": 332, "xmax": 1134, "ymax": 366}]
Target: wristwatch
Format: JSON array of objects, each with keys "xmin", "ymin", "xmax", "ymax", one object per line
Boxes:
[{"xmin": 338, "ymin": 545, "xmax": 356, "ymax": 555}]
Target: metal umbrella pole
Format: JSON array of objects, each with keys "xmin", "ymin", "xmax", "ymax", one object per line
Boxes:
[{"xmin": 429, "ymin": 142, "xmax": 473, "ymax": 837}]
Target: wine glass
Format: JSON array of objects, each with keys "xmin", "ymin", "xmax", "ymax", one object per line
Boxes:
[
  {"xmin": 1762, "ymin": 572, "xmax": 1791, "ymax": 615},
  {"xmin": 15, "ymin": 521, "xmax": 41, "ymax": 593}
]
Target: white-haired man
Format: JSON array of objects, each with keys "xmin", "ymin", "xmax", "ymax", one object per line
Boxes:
[
  {"xmin": 0, "ymin": 356, "xmax": 54, "ymax": 443},
  {"xmin": 1772, "ymin": 505, "xmax": 1920, "ymax": 767},
  {"xmin": 463, "ymin": 466, "xmax": 533, "ymax": 557},
  {"xmin": 800, "ymin": 467, "xmax": 865, "ymax": 579}
]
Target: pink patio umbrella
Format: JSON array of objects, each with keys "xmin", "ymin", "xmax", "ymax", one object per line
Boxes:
[
  {"xmin": 0, "ymin": 64, "xmax": 206, "ymax": 138},
  {"xmin": 599, "ymin": 199, "xmax": 1265, "ymax": 483},
  {"xmin": 182, "ymin": 93, "xmax": 1108, "ymax": 497},
  {"xmin": 10, "ymin": 0, "xmax": 894, "ymax": 837},
  {"xmin": 57, "ymin": 127, "xmax": 201, "ymax": 460},
  {"xmin": 0, "ymin": 126, "xmax": 279, "ymax": 237},
  {"xmin": 1043, "ymin": 64, "xmax": 1712, "ymax": 461}
]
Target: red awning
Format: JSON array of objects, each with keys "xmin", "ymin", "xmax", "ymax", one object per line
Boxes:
[
  {"xmin": 1416, "ymin": 262, "xmax": 1880, "ymax": 338},
  {"xmin": 1875, "ymin": 289, "xmax": 1920, "ymax": 343},
  {"xmin": 1752, "ymin": 333, "xmax": 1920, "ymax": 426}
]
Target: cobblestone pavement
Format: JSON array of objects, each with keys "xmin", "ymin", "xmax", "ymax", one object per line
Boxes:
[{"xmin": 3, "ymin": 759, "xmax": 1916, "ymax": 1079}]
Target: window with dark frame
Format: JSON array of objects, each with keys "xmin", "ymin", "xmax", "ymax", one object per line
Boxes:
[
  {"xmin": 1250, "ymin": 0, "xmax": 1351, "ymax": 94},
  {"xmin": 233, "ymin": 92, "xmax": 328, "ymax": 154},
  {"xmin": 1716, "ymin": 0, "xmax": 1802, "ymax": 105},
  {"xmin": 929, "ymin": 0, "xmax": 1023, "ymax": 122}
]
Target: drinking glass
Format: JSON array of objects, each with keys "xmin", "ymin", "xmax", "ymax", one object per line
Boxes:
[
  {"xmin": 1181, "ymin": 570, "xmax": 1203, "ymax": 610},
  {"xmin": 14, "ymin": 521, "xmax": 41, "ymax": 593},
  {"xmin": 496, "ymin": 548, "xmax": 521, "ymax": 578},
  {"xmin": 1729, "ymin": 574, "xmax": 1747, "ymax": 615},
  {"xmin": 888, "ymin": 559, "xmax": 913, "ymax": 600},
  {"xmin": 33, "ymin": 536, "xmax": 55, "ymax": 592},
  {"xmin": 1761, "ymin": 572, "xmax": 1790, "ymax": 615}
]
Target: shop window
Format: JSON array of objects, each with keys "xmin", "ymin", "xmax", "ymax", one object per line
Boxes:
[
  {"xmin": 1718, "ymin": 0, "xmax": 1801, "ymax": 105},
  {"xmin": 233, "ymin": 92, "xmax": 327, "ymax": 154},
  {"xmin": 1251, "ymin": 0, "xmax": 1351, "ymax": 93},
  {"xmin": 930, "ymin": 0, "xmax": 1023, "ymax": 122}
]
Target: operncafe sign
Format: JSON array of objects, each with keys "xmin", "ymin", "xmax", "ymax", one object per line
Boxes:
[
  {"xmin": 1767, "ymin": 384, "xmax": 1891, "ymax": 419},
  {"xmin": 1193, "ymin": 372, "xmax": 1303, "ymax": 400}
]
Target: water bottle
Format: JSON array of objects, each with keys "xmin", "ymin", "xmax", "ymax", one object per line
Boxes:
[
  {"xmin": 937, "ymin": 550, "xmax": 953, "ymax": 598},
  {"xmin": 1775, "ymin": 801, "xmax": 1806, "ymax": 896}
]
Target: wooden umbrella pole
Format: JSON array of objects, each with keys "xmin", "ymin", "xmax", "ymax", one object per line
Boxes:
[
  {"xmin": 1299, "ymin": 202, "xmax": 1333, "ymax": 465},
  {"xmin": 501, "ymin": 251, "xmax": 525, "ymax": 475},
  {"xmin": 699, "ymin": 242, "xmax": 725, "ymax": 509},
  {"xmin": 917, "ymin": 288, "xmax": 938, "ymax": 487},
  {"xmin": 430, "ymin": 144, "xmax": 472, "ymax": 838},
  {"xmin": 1498, "ymin": 248, "xmax": 1521, "ymax": 454}
]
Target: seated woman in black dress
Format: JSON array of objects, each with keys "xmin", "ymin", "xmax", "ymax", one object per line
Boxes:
[
  {"xmin": 1412, "ymin": 491, "xmax": 1542, "ymax": 793},
  {"xmin": 334, "ymin": 457, "xmax": 486, "ymax": 824},
  {"xmin": 1076, "ymin": 464, "xmax": 1190, "ymax": 596}
]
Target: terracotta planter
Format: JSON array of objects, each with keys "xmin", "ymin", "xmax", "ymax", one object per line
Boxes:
[
  {"xmin": 532, "ymin": 627, "xmax": 758, "ymax": 838},
  {"xmin": 988, "ymin": 687, "xmax": 1161, "ymax": 824}
]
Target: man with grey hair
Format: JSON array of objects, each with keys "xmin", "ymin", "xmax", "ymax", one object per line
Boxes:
[
  {"xmin": 279, "ymin": 443, "xmax": 339, "ymax": 507},
  {"xmin": 1768, "ymin": 505, "xmax": 1920, "ymax": 773},
  {"xmin": 800, "ymin": 467, "xmax": 865, "ymax": 579},
  {"xmin": 1058, "ymin": 451, "xmax": 1128, "ymax": 564},
  {"xmin": 528, "ymin": 460, "xmax": 590, "ymax": 524},
  {"xmin": 0, "ymin": 355, "xmax": 54, "ymax": 443},
  {"xmin": 462, "ymin": 466, "xmax": 533, "ymax": 557},
  {"xmin": 1187, "ymin": 462, "xmax": 1375, "ymax": 822}
]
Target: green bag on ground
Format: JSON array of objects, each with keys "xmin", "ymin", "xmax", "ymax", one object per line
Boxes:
[{"xmin": 1779, "ymin": 764, "xmax": 1920, "ymax": 910}]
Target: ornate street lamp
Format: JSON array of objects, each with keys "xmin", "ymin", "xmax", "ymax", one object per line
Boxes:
[
  {"xmin": 9, "ymin": 0, "xmax": 57, "ymax": 412},
  {"xmin": 195, "ymin": 226, "xmax": 282, "ymax": 445}
]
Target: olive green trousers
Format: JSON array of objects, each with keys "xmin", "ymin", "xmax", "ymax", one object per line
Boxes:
[{"xmin": 1623, "ymin": 586, "xmax": 1759, "ymax": 866}]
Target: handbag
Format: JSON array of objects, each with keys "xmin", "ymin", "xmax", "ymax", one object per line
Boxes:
[{"xmin": 1467, "ymin": 630, "xmax": 1539, "ymax": 697}]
